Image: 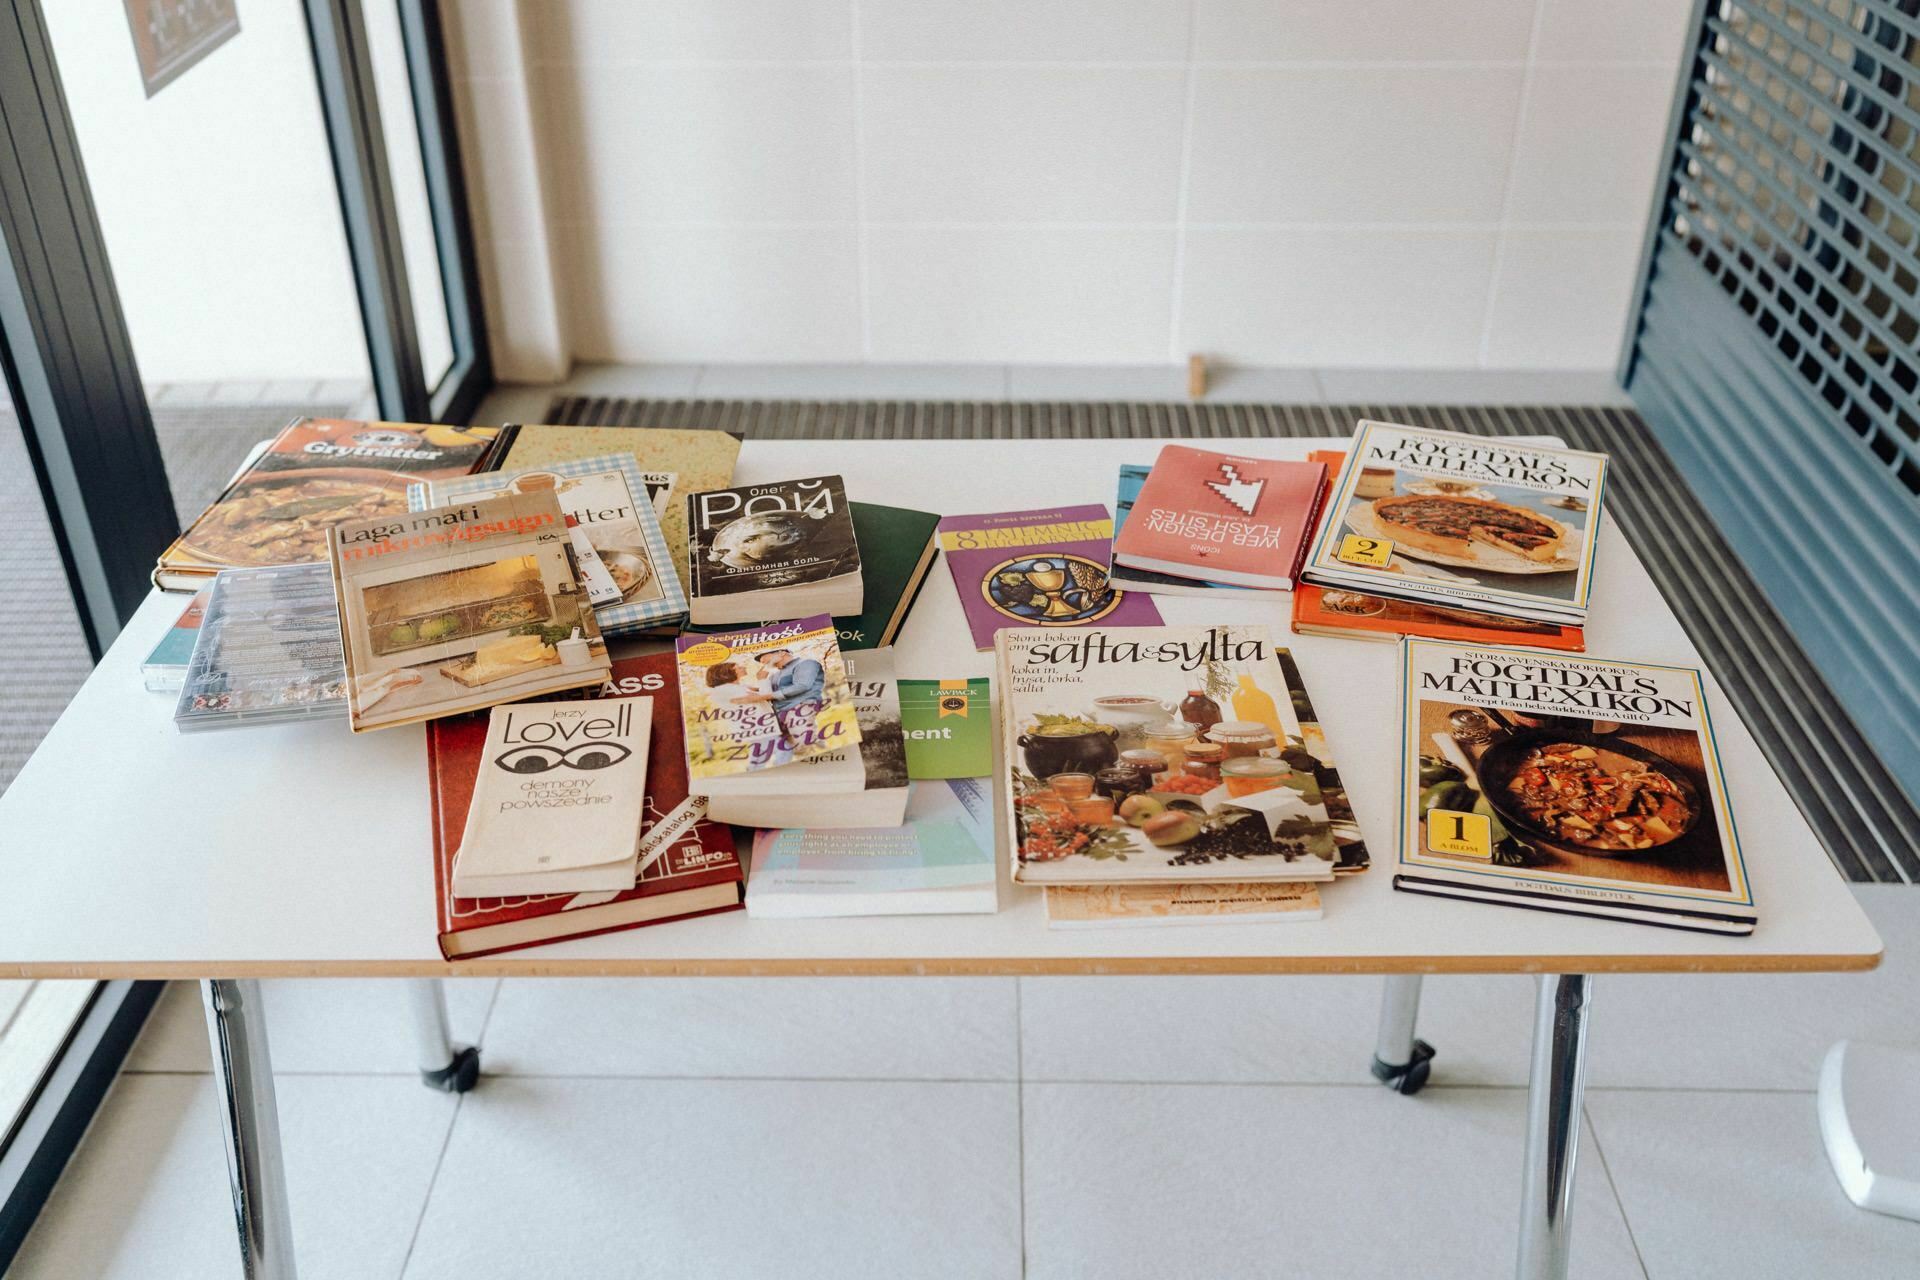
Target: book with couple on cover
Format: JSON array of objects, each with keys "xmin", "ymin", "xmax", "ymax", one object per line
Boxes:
[{"xmin": 675, "ymin": 615, "xmax": 861, "ymax": 781}]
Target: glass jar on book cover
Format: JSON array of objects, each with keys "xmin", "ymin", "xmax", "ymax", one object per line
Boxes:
[
  {"xmin": 1142, "ymin": 720, "xmax": 1198, "ymax": 774},
  {"xmin": 1208, "ymin": 721, "xmax": 1277, "ymax": 759}
]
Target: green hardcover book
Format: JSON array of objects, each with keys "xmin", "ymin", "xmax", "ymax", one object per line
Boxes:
[{"xmin": 835, "ymin": 501, "xmax": 941, "ymax": 650}]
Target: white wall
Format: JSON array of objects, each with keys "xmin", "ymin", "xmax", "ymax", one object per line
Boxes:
[
  {"xmin": 457, "ymin": 0, "xmax": 1691, "ymax": 373},
  {"xmin": 45, "ymin": 0, "xmax": 371, "ymax": 384}
]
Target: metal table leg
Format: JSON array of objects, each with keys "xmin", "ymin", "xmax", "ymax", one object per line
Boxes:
[
  {"xmin": 201, "ymin": 980, "xmax": 298, "ymax": 1280},
  {"xmin": 1371, "ymin": 973, "xmax": 1436, "ymax": 1094},
  {"xmin": 405, "ymin": 978, "xmax": 480, "ymax": 1093},
  {"xmin": 1516, "ymin": 974, "xmax": 1595, "ymax": 1280}
]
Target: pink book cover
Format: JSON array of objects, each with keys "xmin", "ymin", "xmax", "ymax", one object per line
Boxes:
[
  {"xmin": 936, "ymin": 504, "xmax": 1162, "ymax": 650},
  {"xmin": 1112, "ymin": 446, "xmax": 1327, "ymax": 587}
]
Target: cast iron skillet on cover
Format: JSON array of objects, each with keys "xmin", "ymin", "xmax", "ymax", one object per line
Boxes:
[{"xmin": 1471, "ymin": 716, "xmax": 1705, "ymax": 858}]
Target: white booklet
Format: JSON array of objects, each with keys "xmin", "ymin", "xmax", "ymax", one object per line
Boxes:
[{"xmin": 451, "ymin": 695, "xmax": 653, "ymax": 897}]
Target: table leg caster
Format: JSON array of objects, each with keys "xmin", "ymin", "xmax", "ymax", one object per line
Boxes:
[
  {"xmin": 422, "ymin": 1044, "xmax": 481, "ymax": 1093},
  {"xmin": 1371, "ymin": 1039, "xmax": 1436, "ymax": 1094}
]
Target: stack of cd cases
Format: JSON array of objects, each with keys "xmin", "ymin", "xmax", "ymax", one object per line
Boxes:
[{"xmin": 174, "ymin": 564, "xmax": 347, "ymax": 732}]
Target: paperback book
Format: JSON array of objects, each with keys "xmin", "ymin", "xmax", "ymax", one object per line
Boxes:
[
  {"xmin": 938, "ymin": 505, "xmax": 1162, "ymax": 651},
  {"xmin": 409, "ymin": 453, "xmax": 687, "ymax": 636},
  {"xmin": 491, "ymin": 423, "xmax": 741, "ymax": 598},
  {"xmin": 746, "ymin": 778, "xmax": 996, "ymax": 918},
  {"xmin": 1107, "ymin": 464, "xmax": 1250, "ymax": 599},
  {"xmin": 328, "ymin": 490, "xmax": 611, "ymax": 732},
  {"xmin": 428, "ymin": 650, "xmax": 744, "ymax": 960},
  {"xmin": 675, "ymin": 614, "xmax": 860, "ymax": 782},
  {"xmin": 1111, "ymin": 445, "xmax": 1326, "ymax": 589},
  {"xmin": 694, "ymin": 646, "xmax": 910, "ymax": 829},
  {"xmin": 1045, "ymin": 881, "xmax": 1323, "ymax": 929},
  {"xmin": 1301, "ymin": 422, "xmax": 1608, "ymax": 625},
  {"xmin": 449, "ymin": 695, "xmax": 652, "ymax": 898},
  {"xmin": 155, "ymin": 418, "xmax": 500, "ymax": 591},
  {"xmin": 897, "ymin": 677, "xmax": 993, "ymax": 779},
  {"xmin": 996, "ymin": 624, "xmax": 1343, "ymax": 886},
  {"xmin": 1394, "ymin": 638, "xmax": 1754, "ymax": 935},
  {"xmin": 687, "ymin": 475, "xmax": 863, "ymax": 625}
]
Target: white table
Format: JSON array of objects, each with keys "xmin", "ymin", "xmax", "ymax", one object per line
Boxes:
[{"xmin": 0, "ymin": 438, "xmax": 1881, "ymax": 1280}]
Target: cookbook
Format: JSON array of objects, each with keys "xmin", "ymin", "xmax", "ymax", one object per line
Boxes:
[
  {"xmin": 409, "ymin": 453, "xmax": 687, "ymax": 636},
  {"xmin": 155, "ymin": 418, "xmax": 500, "ymax": 591},
  {"xmin": 996, "ymin": 624, "xmax": 1344, "ymax": 886},
  {"xmin": 1301, "ymin": 422, "xmax": 1608, "ymax": 624},
  {"xmin": 1393, "ymin": 638, "xmax": 1754, "ymax": 934},
  {"xmin": 938, "ymin": 505, "xmax": 1162, "ymax": 651},
  {"xmin": 328, "ymin": 490, "xmax": 611, "ymax": 732}
]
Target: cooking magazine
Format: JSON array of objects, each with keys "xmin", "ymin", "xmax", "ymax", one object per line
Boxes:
[
  {"xmin": 328, "ymin": 490, "xmax": 611, "ymax": 732},
  {"xmin": 1394, "ymin": 638, "xmax": 1753, "ymax": 934}
]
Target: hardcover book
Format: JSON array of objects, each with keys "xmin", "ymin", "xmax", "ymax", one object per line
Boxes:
[
  {"xmin": 156, "ymin": 418, "xmax": 500, "ymax": 591},
  {"xmin": 1107, "ymin": 463, "xmax": 1250, "ymax": 599},
  {"xmin": 428, "ymin": 651, "xmax": 743, "ymax": 960},
  {"xmin": 687, "ymin": 475, "xmax": 863, "ymax": 625},
  {"xmin": 835, "ymin": 501, "xmax": 940, "ymax": 649},
  {"xmin": 675, "ymin": 614, "xmax": 861, "ymax": 782},
  {"xmin": 745, "ymin": 778, "xmax": 996, "ymax": 917},
  {"xmin": 492, "ymin": 424, "xmax": 741, "ymax": 599},
  {"xmin": 938, "ymin": 505, "xmax": 1162, "ymax": 651},
  {"xmin": 1111, "ymin": 445, "xmax": 1327, "ymax": 589},
  {"xmin": 696, "ymin": 646, "xmax": 911, "ymax": 829},
  {"xmin": 328, "ymin": 490, "xmax": 611, "ymax": 732},
  {"xmin": 409, "ymin": 453, "xmax": 687, "ymax": 636},
  {"xmin": 996, "ymin": 624, "xmax": 1344, "ymax": 886},
  {"xmin": 1045, "ymin": 881, "xmax": 1323, "ymax": 929},
  {"xmin": 449, "ymin": 696, "xmax": 652, "ymax": 898},
  {"xmin": 1393, "ymin": 638, "xmax": 1754, "ymax": 935},
  {"xmin": 1301, "ymin": 422, "xmax": 1609, "ymax": 625}
]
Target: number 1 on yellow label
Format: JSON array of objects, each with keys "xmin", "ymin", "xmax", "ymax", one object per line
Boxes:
[{"xmin": 1427, "ymin": 808, "xmax": 1493, "ymax": 860}]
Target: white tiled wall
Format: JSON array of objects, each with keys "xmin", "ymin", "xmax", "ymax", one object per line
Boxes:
[{"xmin": 452, "ymin": 0, "xmax": 1691, "ymax": 373}]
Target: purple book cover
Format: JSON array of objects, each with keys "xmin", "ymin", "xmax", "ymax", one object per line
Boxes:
[{"xmin": 936, "ymin": 505, "xmax": 1163, "ymax": 651}]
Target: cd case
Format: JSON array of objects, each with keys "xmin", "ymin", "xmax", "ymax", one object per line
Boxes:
[{"xmin": 173, "ymin": 564, "xmax": 348, "ymax": 732}]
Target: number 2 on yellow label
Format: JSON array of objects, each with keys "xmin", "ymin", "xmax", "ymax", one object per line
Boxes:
[
  {"xmin": 1427, "ymin": 809, "xmax": 1492, "ymax": 860},
  {"xmin": 1337, "ymin": 534, "xmax": 1394, "ymax": 567}
]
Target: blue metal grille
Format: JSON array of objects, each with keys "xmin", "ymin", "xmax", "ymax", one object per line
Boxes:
[{"xmin": 1662, "ymin": 0, "xmax": 1920, "ymax": 493}]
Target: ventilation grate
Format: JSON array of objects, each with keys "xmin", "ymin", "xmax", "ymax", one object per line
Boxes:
[{"xmin": 1666, "ymin": 0, "xmax": 1920, "ymax": 493}]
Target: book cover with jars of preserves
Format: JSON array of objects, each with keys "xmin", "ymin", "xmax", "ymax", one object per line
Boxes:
[{"xmin": 994, "ymin": 624, "xmax": 1355, "ymax": 886}]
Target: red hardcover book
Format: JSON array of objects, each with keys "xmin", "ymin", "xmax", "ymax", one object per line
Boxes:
[
  {"xmin": 1110, "ymin": 445, "xmax": 1327, "ymax": 589},
  {"xmin": 429, "ymin": 651, "xmax": 743, "ymax": 959}
]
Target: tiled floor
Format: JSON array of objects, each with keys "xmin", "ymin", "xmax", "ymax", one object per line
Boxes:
[{"xmin": 11, "ymin": 886, "xmax": 1916, "ymax": 1279}]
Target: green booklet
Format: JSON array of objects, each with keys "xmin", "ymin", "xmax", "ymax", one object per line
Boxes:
[{"xmin": 898, "ymin": 678, "xmax": 992, "ymax": 779}]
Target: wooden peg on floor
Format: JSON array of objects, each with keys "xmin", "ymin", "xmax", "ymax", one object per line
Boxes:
[{"xmin": 1188, "ymin": 354, "xmax": 1208, "ymax": 400}]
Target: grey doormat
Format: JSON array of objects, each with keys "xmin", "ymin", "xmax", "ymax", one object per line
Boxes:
[
  {"xmin": 542, "ymin": 394, "xmax": 1920, "ymax": 886},
  {"xmin": 0, "ymin": 402, "xmax": 350, "ymax": 797}
]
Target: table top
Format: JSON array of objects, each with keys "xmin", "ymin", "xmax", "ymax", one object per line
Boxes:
[{"xmin": 0, "ymin": 438, "xmax": 1881, "ymax": 978}]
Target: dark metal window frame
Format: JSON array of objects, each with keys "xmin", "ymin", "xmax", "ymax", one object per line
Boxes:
[{"xmin": 305, "ymin": 0, "xmax": 491, "ymax": 426}]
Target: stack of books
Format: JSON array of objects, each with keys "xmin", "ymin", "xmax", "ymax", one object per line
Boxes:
[
  {"xmin": 1109, "ymin": 445, "xmax": 1328, "ymax": 592},
  {"xmin": 1300, "ymin": 422, "xmax": 1609, "ymax": 629}
]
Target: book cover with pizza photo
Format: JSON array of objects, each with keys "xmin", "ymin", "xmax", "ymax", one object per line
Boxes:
[
  {"xmin": 1393, "ymin": 638, "xmax": 1754, "ymax": 934},
  {"xmin": 329, "ymin": 490, "xmax": 611, "ymax": 732},
  {"xmin": 1301, "ymin": 422, "xmax": 1608, "ymax": 625}
]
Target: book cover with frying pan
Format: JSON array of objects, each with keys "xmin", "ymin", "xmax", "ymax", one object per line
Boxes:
[
  {"xmin": 1301, "ymin": 422, "xmax": 1607, "ymax": 625},
  {"xmin": 1394, "ymin": 638, "xmax": 1754, "ymax": 934},
  {"xmin": 155, "ymin": 418, "xmax": 500, "ymax": 591}
]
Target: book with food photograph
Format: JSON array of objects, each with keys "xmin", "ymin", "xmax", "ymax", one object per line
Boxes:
[
  {"xmin": 408, "ymin": 453, "xmax": 687, "ymax": 636},
  {"xmin": 329, "ymin": 490, "xmax": 611, "ymax": 732},
  {"xmin": 491, "ymin": 423, "xmax": 741, "ymax": 598},
  {"xmin": 1301, "ymin": 422, "xmax": 1608, "ymax": 625},
  {"xmin": 155, "ymin": 418, "xmax": 500, "ymax": 591},
  {"xmin": 1292, "ymin": 584, "xmax": 1586, "ymax": 650},
  {"xmin": 686, "ymin": 475, "xmax": 863, "ymax": 625},
  {"xmin": 745, "ymin": 777, "xmax": 996, "ymax": 918},
  {"xmin": 1044, "ymin": 881, "xmax": 1323, "ymax": 929},
  {"xmin": 996, "ymin": 624, "xmax": 1344, "ymax": 886},
  {"xmin": 939, "ymin": 505, "xmax": 1162, "ymax": 651},
  {"xmin": 1107, "ymin": 463, "xmax": 1251, "ymax": 599},
  {"xmin": 1110, "ymin": 444, "xmax": 1326, "ymax": 590},
  {"xmin": 428, "ymin": 651, "xmax": 743, "ymax": 960},
  {"xmin": 675, "ymin": 614, "xmax": 861, "ymax": 782},
  {"xmin": 694, "ymin": 646, "xmax": 909, "ymax": 829},
  {"xmin": 1394, "ymin": 638, "xmax": 1754, "ymax": 934}
]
